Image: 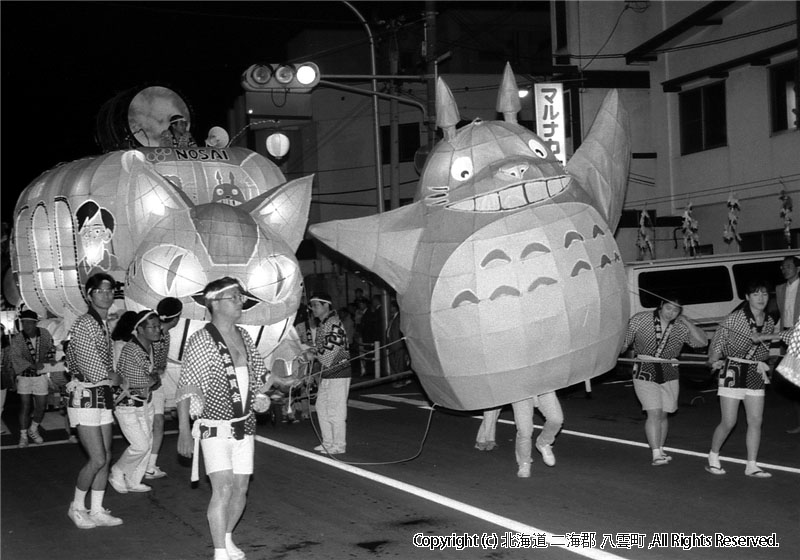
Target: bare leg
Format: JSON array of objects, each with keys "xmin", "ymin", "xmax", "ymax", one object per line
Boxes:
[
  {"xmin": 208, "ymin": 470, "xmax": 248, "ymax": 549},
  {"xmin": 743, "ymin": 394, "xmax": 765, "ymax": 463},
  {"xmin": 643, "ymin": 408, "xmax": 665, "ymax": 454},
  {"xmin": 227, "ymin": 474, "xmax": 249, "ymax": 532},
  {"xmin": 150, "ymin": 413, "xmax": 164, "ymax": 463},
  {"xmin": 659, "ymin": 412, "xmax": 669, "ymax": 449},
  {"xmin": 476, "ymin": 408, "xmax": 501, "ymax": 446},
  {"xmin": 75, "ymin": 423, "xmax": 113, "ymax": 491},
  {"xmin": 31, "ymin": 393, "xmax": 48, "ymax": 423},
  {"xmin": 710, "ymin": 396, "xmax": 739, "ymax": 453},
  {"xmin": 19, "ymin": 393, "xmax": 32, "ymax": 430}
]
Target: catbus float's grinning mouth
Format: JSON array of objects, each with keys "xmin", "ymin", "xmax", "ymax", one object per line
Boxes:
[{"xmin": 446, "ymin": 176, "xmax": 570, "ymax": 212}]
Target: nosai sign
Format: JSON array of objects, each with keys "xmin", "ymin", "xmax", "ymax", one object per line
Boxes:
[{"xmin": 534, "ymin": 83, "xmax": 566, "ymax": 166}]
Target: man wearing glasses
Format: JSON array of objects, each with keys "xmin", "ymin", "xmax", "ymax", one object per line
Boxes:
[{"xmin": 176, "ymin": 277, "xmax": 272, "ymax": 560}]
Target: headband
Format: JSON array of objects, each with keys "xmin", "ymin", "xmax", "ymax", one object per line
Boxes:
[
  {"xmin": 159, "ymin": 311, "xmax": 182, "ymax": 321},
  {"xmin": 134, "ymin": 310, "xmax": 158, "ymax": 331},
  {"xmin": 204, "ymin": 283, "xmax": 242, "ymax": 300}
]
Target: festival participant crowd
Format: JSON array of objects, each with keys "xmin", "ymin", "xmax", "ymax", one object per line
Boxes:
[
  {"xmin": 471, "ymin": 271, "xmax": 799, "ymax": 480},
  {"xmin": 2, "ymin": 268, "xmax": 799, "ymax": 559}
]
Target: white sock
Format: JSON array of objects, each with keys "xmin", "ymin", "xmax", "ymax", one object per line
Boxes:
[
  {"xmin": 708, "ymin": 451, "xmax": 721, "ymax": 468},
  {"xmin": 30, "ymin": 421, "xmax": 40, "ymax": 431},
  {"xmin": 214, "ymin": 548, "xmax": 229, "ymax": 560},
  {"xmin": 148, "ymin": 454, "xmax": 158, "ymax": 469},
  {"xmin": 90, "ymin": 490, "xmax": 105, "ymax": 514},
  {"xmin": 72, "ymin": 487, "xmax": 87, "ymax": 510},
  {"xmin": 651, "ymin": 448, "xmax": 662, "ymax": 460},
  {"xmin": 225, "ymin": 533, "xmax": 242, "ymax": 552}
]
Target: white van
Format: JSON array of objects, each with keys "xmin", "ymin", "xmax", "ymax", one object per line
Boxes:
[{"xmin": 625, "ymin": 249, "xmax": 795, "ymax": 337}]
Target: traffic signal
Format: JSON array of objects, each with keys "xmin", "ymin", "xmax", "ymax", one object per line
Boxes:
[{"xmin": 241, "ymin": 63, "xmax": 320, "ymax": 93}]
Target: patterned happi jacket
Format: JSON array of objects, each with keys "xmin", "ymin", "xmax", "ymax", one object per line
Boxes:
[
  {"xmin": 66, "ymin": 308, "xmax": 114, "ymax": 384},
  {"xmin": 9, "ymin": 327, "xmax": 55, "ymax": 376},
  {"xmin": 315, "ymin": 311, "xmax": 351, "ymax": 380},
  {"xmin": 179, "ymin": 326, "xmax": 268, "ymax": 436}
]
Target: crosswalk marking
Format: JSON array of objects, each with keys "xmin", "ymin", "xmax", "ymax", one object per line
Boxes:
[
  {"xmin": 347, "ymin": 400, "xmax": 394, "ymax": 410},
  {"xmin": 363, "ymin": 394, "xmax": 430, "ymax": 408}
]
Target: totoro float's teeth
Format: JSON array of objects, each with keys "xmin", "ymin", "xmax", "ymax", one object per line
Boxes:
[{"xmin": 448, "ymin": 176, "xmax": 570, "ymax": 212}]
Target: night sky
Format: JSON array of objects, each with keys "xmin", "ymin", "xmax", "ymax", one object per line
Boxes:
[{"xmin": 0, "ymin": 0, "xmax": 424, "ymax": 224}]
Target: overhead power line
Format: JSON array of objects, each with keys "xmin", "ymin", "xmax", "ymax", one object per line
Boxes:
[{"xmin": 565, "ymin": 20, "xmax": 796, "ymax": 60}]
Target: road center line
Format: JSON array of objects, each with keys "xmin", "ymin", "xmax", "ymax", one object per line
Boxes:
[
  {"xmin": 484, "ymin": 417, "xmax": 800, "ymax": 475},
  {"xmin": 256, "ymin": 435, "xmax": 627, "ymax": 560}
]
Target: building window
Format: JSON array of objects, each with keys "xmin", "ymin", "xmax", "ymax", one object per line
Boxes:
[
  {"xmin": 679, "ymin": 81, "xmax": 727, "ymax": 155},
  {"xmin": 740, "ymin": 227, "xmax": 800, "ymax": 251},
  {"xmin": 554, "ymin": 0, "xmax": 568, "ymax": 51},
  {"xmin": 380, "ymin": 122, "xmax": 420, "ymax": 163},
  {"xmin": 638, "ymin": 266, "xmax": 732, "ymax": 308},
  {"xmin": 770, "ymin": 59, "xmax": 798, "ymax": 133}
]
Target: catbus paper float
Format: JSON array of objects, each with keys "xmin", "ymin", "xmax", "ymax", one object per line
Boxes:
[
  {"xmin": 11, "ymin": 145, "xmax": 312, "ymax": 358},
  {"xmin": 310, "ymin": 64, "xmax": 631, "ymax": 410}
]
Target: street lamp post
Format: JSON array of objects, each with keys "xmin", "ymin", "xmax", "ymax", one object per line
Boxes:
[
  {"xmin": 342, "ymin": 0, "xmax": 390, "ymax": 376},
  {"xmin": 342, "ymin": 1, "xmax": 384, "ymax": 213}
]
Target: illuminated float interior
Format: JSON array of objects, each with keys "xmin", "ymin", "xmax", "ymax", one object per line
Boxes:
[{"xmin": 11, "ymin": 85, "xmax": 313, "ymax": 358}]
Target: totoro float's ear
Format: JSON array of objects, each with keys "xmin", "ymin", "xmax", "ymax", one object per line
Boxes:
[
  {"xmin": 436, "ymin": 77, "xmax": 460, "ymax": 142},
  {"xmin": 566, "ymin": 89, "xmax": 630, "ymax": 232},
  {"xmin": 239, "ymin": 175, "xmax": 314, "ymax": 252},
  {"xmin": 496, "ymin": 62, "xmax": 521, "ymax": 124},
  {"xmin": 121, "ymin": 150, "xmax": 193, "ymax": 242}
]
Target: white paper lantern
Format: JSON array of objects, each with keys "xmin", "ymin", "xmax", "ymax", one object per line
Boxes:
[{"xmin": 266, "ymin": 133, "xmax": 290, "ymax": 158}]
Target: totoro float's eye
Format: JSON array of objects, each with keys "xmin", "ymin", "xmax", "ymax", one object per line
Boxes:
[
  {"xmin": 231, "ymin": 188, "xmax": 240, "ymax": 196},
  {"xmin": 215, "ymin": 188, "xmax": 224, "ymax": 196},
  {"xmin": 450, "ymin": 157, "xmax": 474, "ymax": 181},
  {"xmin": 527, "ymin": 139, "xmax": 548, "ymax": 159}
]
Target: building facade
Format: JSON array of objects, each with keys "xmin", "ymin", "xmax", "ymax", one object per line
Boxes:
[
  {"xmin": 229, "ymin": 1, "xmax": 798, "ymax": 301},
  {"xmin": 552, "ymin": 0, "xmax": 798, "ymax": 261}
]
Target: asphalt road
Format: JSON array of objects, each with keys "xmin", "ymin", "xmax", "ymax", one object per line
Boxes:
[{"xmin": 2, "ymin": 368, "xmax": 799, "ymax": 560}]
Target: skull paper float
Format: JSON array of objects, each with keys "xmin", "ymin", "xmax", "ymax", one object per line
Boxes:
[
  {"xmin": 310, "ymin": 64, "xmax": 631, "ymax": 410},
  {"xmin": 12, "ymin": 146, "xmax": 312, "ymax": 355}
]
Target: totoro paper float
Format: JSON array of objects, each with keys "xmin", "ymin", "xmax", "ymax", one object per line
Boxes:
[{"xmin": 310, "ymin": 64, "xmax": 631, "ymax": 410}]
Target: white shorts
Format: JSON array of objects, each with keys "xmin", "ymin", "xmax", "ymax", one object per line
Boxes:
[
  {"xmin": 200, "ymin": 435, "xmax": 254, "ymax": 475},
  {"xmin": 151, "ymin": 386, "xmax": 165, "ymax": 414},
  {"xmin": 16, "ymin": 375, "xmax": 50, "ymax": 396},
  {"xmin": 633, "ymin": 378, "xmax": 679, "ymax": 413},
  {"xmin": 67, "ymin": 407, "xmax": 114, "ymax": 427},
  {"xmin": 718, "ymin": 387, "xmax": 765, "ymax": 400}
]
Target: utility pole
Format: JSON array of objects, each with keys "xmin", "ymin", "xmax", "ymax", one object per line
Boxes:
[
  {"xmin": 389, "ymin": 20, "xmax": 401, "ymax": 213},
  {"xmin": 424, "ymin": 1, "xmax": 438, "ymax": 151},
  {"xmin": 795, "ymin": 1, "xmax": 799, "ymax": 129}
]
